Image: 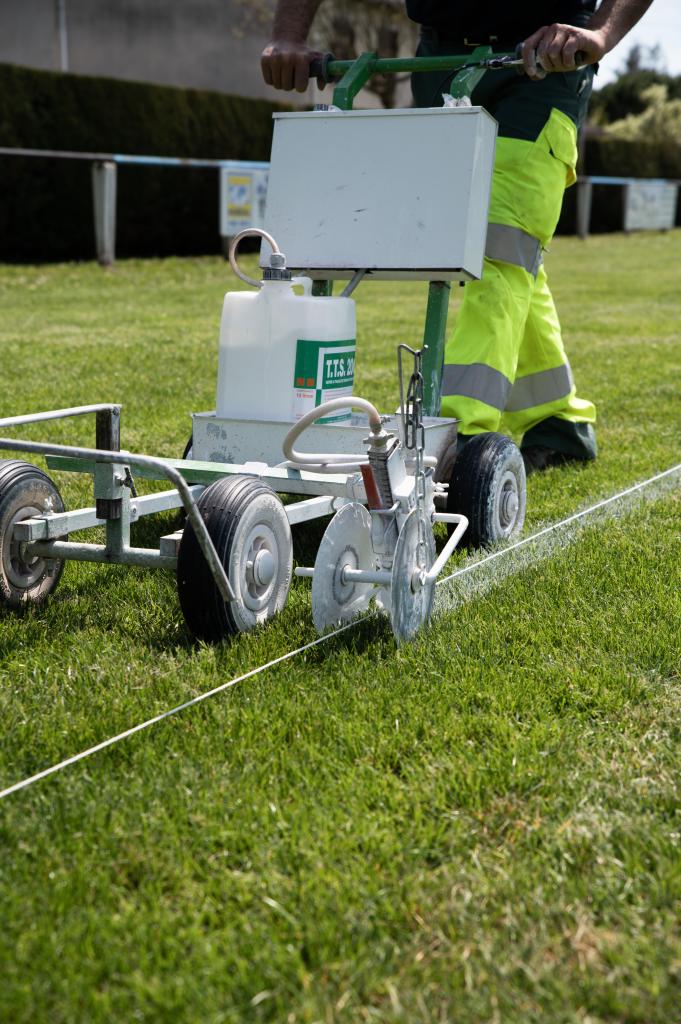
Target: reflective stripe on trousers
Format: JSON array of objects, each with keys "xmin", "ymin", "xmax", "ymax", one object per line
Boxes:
[
  {"xmin": 441, "ymin": 359, "xmax": 574, "ymax": 413},
  {"xmin": 486, "ymin": 223, "xmax": 542, "ymax": 278}
]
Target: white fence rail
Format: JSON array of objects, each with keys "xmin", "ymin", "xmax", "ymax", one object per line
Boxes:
[
  {"xmin": 0, "ymin": 146, "xmax": 269, "ymax": 265},
  {"xmin": 1, "ymin": 148, "xmax": 679, "ymax": 261}
]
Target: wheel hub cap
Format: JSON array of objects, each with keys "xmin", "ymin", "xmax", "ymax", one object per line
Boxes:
[
  {"xmin": 252, "ymin": 548, "xmax": 276, "ymax": 587},
  {"xmin": 242, "ymin": 524, "xmax": 280, "ymax": 612},
  {"xmin": 497, "ymin": 473, "xmax": 519, "ymax": 531},
  {"xmin": 501, "ymin": 488, "xmax": 519, "ymax": 524},
  {"xmin": 5, "ymin": 505, "xmax": 46, "ymax": 589}
]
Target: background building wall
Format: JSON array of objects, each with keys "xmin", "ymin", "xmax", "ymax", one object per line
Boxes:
[{"xmin": 0, "ymin": 0, "xmax": 298, "ymax": 102}]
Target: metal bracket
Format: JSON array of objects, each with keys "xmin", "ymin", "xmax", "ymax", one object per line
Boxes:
[
  {"xmin": 450, "ymin": 45, "xmax": 494, "ymax": 100},
  {"xmin": 333, "ymin": 51, "xmax": 376, "ymax": 110}
]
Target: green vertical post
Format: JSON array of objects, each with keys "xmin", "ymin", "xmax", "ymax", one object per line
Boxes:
[{"xmin": 421, "ymin": 281, "xmax": 451, "ymax": 416}]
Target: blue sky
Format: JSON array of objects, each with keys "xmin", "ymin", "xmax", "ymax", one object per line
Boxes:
[{"xmin": 596, "ymin": 0, "xmax": 681, "ymax": 85}]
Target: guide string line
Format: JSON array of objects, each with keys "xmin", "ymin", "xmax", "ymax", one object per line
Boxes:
[{"xmin": 0, "ymin": 461, "xmax": 679, "ymax": 803}]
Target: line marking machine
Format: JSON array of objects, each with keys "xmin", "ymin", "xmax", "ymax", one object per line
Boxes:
[{"xmin": 1, "ymin": 49, "xmax": 533, "ymax": 643}]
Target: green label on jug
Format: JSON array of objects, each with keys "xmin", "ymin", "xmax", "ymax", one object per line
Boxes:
[{"xmin": 293, "ymin": 339, "xmax": 356, "ymax": 422}]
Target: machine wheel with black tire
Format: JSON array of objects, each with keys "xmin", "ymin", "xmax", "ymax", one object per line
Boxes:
[
  {"xmin": 446, "ymin": 433, "xmax": 526, "ymax": 549},
  {"xmin": 177, "ymin": 475, "xmax": 293, "ymax": 642},
  {"xmin": 0, "ymin": 460, "xmax": 66, "ymax": 608}
]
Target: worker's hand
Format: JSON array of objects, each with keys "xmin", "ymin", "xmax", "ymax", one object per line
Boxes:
[
  {"xmin": 261, "ymin": 39, "xmax": 323, "ymax": 92},
  {"xmin": 521, "ymin": 23, "xmax": 607, "ymax": 80}
]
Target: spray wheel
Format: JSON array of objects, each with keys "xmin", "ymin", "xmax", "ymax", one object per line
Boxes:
[
  {"xmin": 177, "ymin": 475, "xmax": 292, "ymax": 642},
  {"xmin": 390, "ymin": 509, "xmax": 436, "ymax": 644},
  {"xmin": 0, "ymin": 460, "xmax": 65, "ymax": 608},
  {"xmin": 312, "ymin": 502, "xmax": 375, "ymax": 632},
  {"xmin": 447, "ymin": 433, "xmax": 526, "ymax": 549}
]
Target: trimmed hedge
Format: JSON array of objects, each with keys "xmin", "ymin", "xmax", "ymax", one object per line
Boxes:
[
  {"xmin": 2, "ymin": 61, "xmax": 680, "ymax": 259},
  {"xmin": 0, "ymin": 63, "xmax": 286, "ymax": 262}
]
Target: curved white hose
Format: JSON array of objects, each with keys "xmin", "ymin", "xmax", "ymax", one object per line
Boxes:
[
  {"xmin": 229, "ymin": 228, "xmax": 282, "ymax": 289},
  {"xmin": 282, "ymin": 397, "xmax": 383, "ymax": 473}
]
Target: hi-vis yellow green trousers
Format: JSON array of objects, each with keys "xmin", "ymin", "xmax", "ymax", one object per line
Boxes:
[
  {"xmin": 411, "ymin": 31, "xmax": 598, "ymax": 459},
  {"xmin": 440, "ymin": 109, "xmax": 596, "ymax": 457}
]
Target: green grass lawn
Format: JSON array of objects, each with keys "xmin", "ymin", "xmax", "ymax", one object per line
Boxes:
[{"xmin": 0, "ymin": 233, "xmax": 680, "ymax": 1022}]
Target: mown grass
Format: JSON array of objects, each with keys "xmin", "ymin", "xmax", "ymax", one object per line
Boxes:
[{"xmin": 0, "ymin": 232, "xmax": 680, "ymax": 1022}]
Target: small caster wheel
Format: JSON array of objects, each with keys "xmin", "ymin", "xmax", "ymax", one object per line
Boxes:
[
  {"xmin": 177, "ymin": 475, "xmax": 292, "ymax": 642},
  {"xmin": 390, "ymin": 509, "xmax": 436, "ymax": 644},
  {"xmin": 312, "ymin": 502, "xmax": 375, "ymax": 632},
  {"xmin": 0, "ymin": 460, "xmax": 65, "ymax": 608},
  {"xmin": 446, "ymin": 433, "xmax": 526, "ymax": 549}
]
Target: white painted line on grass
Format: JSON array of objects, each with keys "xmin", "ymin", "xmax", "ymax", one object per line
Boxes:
[
  {"xmin": 1, "ymin": 461, "xmax": 679, "ymax": 802},
  {"xmin": 0, "ymin": 621, "xmax": 360, "ymax": 802},
  {"xmin": 435, "ymin": 461, "xmax": 681, "ymax": 612}
]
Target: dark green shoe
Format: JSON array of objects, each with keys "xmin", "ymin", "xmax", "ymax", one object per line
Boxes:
[{"xmin": 521, "ymin": 445, "xmax": 591, "ymax": 475}]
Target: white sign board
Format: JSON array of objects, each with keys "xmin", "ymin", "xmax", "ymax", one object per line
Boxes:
[
  {"xmin": 624, "ymin": 181, "xmax": 678, "ymax": 232},
  {"xmin": 220, "ymin": 165, "xmax": 269, "ymax": 238}
]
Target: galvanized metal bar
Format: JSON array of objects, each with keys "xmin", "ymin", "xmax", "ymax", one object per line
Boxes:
[
  {"xmin": 421, "ymin": 281, "xmax": 451, "ymax": 416},
  {"xmin": 284, "ymin": 495, "xmax": 337, "ymax": 526},
  {"xmin": 424, "ymin": 512, "xmax": 469, "ymax": 581},
  {"xmin": 13, "ymin": 486, "xmax": 204, "ymax": 542},
  {"xmin": 43, "ymin": 454, "xmax": 359, "ymax": 500},
  {"xmin": 27, "ymin": 540, "xmax": 176, "ymax": 570},
  {"xmin": 341, "ymin": 567, "xmax": 392, "ymax": 586},
  {"xmin": 13, "ymin": 506, "xmax": 101, "ymax": 541},
  {"xmin": 0, "ymin": 404, "xmax": 121, "ymax": 428},
  {"xmin": 159, "ymin": 532, "xmax": 184, "ymax": 557},
  {"xmin": 0, "ymin": 436, "xmax": 235, "ymax": 603},
  {"xmin": 340, "ymin": 269, "xmax": 367, "ymax": 298},
  {"xmin": 104, "ymin": 485, "xmax": 132, "ymax": 557}
]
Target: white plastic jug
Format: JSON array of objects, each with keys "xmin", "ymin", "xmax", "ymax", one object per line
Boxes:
[{"xmin": 216, "ymin": 259, "xmax": 356, "ymax": 425}]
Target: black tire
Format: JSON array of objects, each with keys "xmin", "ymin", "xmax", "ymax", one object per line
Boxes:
[
  {"xmin": 446, "ymin": 433, "xmax": 526, "ymax": 549},
  {"xmin": 0, "ymin": 460, "xmax": 65, "ymax": 608},
  {"xmin": 177, "ymin": 475, "xmax": 292, "ymax": 642}
]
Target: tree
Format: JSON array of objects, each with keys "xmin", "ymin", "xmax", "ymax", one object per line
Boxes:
[
  {"xmin": 589, "ymin": 42, "xmax": 681, "ymax": 126},
  {"xmin": 309, "ymin": 0, "xmax": 418, "ymax": 107},
  {"xmin": 589, "ymin": 68, "xmax": 681, "ymax": 125},
  {"xmin": 230, "ymin": 0, "xmax": 418, "ymax": 107},
  {"xmin": 229, "ymin": 0, "xmax": 275, "ymax": 40},
  {"xmin": 619, "ymin": 42, "xmax": 666, "ymax": 76},
  {"xmin": 606, "ymin": 83, "xmax": 681, "ymax": 145}
]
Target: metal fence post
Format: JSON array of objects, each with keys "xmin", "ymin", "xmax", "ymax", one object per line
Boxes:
[
  {"xmin": 92, "ymin": 160, "xmax": 117, "ymax": 266},
  {"xmin": 623, "ymin": 183, "xmax": 632, "ymax": 233},
  {"xmin": 577, "ymin": 178, "xmax": 593, "ymax": 239}
]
